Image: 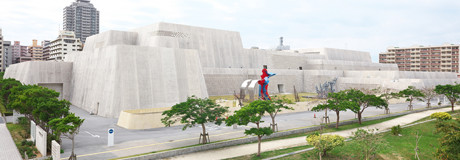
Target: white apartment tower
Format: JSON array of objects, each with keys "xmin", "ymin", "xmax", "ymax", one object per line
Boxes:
[
  {"xmin": 48, "ymin": 31, "xmax": 82, "ymax": 61},
  {"xmin": 63, "ymin": 0, "xmax": 99, "ymax": 43}
]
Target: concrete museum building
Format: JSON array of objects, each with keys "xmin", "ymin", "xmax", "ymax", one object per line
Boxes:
[{"xmin": 4, "ymin": 22, "xmax": 459, "ymax": 119}]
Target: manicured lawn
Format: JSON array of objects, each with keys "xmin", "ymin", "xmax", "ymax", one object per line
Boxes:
[{"xmin": 278, "ymin": 113, "xmax": 459, "ymax": 160}]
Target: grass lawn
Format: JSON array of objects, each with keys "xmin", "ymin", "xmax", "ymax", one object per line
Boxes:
[{"xmin": 277, "ymin": 113, "xmax": 460, "ymax": 160}]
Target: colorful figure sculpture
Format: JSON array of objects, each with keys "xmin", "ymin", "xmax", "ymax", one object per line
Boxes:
[{"xmin": 258, "ymin": 67, "xmax": 276, "ymax": 100}]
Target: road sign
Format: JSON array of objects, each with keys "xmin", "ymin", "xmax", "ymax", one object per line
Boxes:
[{"xmin": 108, "ymin": 128, "xmax": 114, "ymax": 146}]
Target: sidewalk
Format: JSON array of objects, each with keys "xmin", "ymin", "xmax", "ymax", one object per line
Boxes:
[
  {"xmin": 170, "ymin": 106, "xmax": 458, "ymax": 160},
  {"xmin": 0, "ymin": 116, "xmax": 22, "ymax": 160}
]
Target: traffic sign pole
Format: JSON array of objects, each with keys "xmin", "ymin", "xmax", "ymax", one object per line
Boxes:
[{"xmin": 108, "ymin": 128, "xmax": 114, "ymax": 147}]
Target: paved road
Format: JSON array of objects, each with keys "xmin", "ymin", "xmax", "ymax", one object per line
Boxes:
[
  {"xmin": 61, "ymin": 101, "xmax": 438, "ymax": 159},
  {"xmin": 171, "ymin": 106, "xmax": 459, "ymax": 160},
  {"xmin": 0, "ymin": 115, "xmax": 22, "ymax": 160}
]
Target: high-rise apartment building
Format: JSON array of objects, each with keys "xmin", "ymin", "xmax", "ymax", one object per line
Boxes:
[
  {"xmin": 379, "ymin": 44, "xmax": 460, "ymax": 76},
  {"xmin": 28, "ymin": 39, "xmax": 43, "ymax": 61},
  {"xmin": 63, "ymin": 0, "xmax": 99, "ymax": 43},
  {"xmin": 48, "ymin": 31, "xmax": 82, "ymax": 61},
  {"xmin": 12, "ymin": 41, "xmax": 30, "ymax": 63}
]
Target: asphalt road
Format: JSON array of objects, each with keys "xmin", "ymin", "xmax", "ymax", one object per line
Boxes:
[{"xmin": 60, "ymin": 100, "xmax": 438, "ymax": 159}]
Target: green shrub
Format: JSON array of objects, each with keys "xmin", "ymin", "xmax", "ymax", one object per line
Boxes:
[
  {"xmin": 17, "ymin": 141, "xmax": 37, "ymax": 159},
  {"xmin": 390, "ymin": 125, "xmax": 402, "ymax": 135},
  {"xmin": 306, "ymin": 134, "xmax": 345, "ymax": 156},
  {"xmin": 430, "ymin": 112, "xmax": 452, "ymax": 121}
]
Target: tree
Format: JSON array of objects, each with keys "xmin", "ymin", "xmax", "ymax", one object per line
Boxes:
[
  {"xmin": 8, "ymin": 85, "xmax": 37, "ymax": 121},
  {"xmin": 352, "ymin": 128, "xmax": 386, "ymax": 160},
  {"xmin": 0, "ymin": 78, "xmax": 22, "ymax": 121},
  {"xmin": 419, "ymin": 87, "xmax": 437, "ymax": 108},
  {"xmin": 435, "ymin": 84, "xmax": 460, "ymax": 112},
  {"xmin": 0, "ymin": 78, "xmax": 22, "ymax": 106},
  {"xmin": 347, "ymin": 89, "xmax": 387, "ymax": 124},
  {"xmin": 312, "ymin": 91, "xmax": 358, "ymax": 128},
  {"xmin": 265, "ymin": 98, "xmax": 293, "ymax": 132},
  {"xmin": 49, "ymin": 113, "xmax": 84, "ymax": 160},
  {"xmin": 379, "ymin": 88, "xmax": 398, "ymax": 114},
  {"xmin": 306, "ymin": 134, "xmax": 345, "ymax": 157},
  {"xmin": 399, "ymin": 86, "xmax": 424, "ymax": 110},
  {"xmin": 161, "ymin": 96, "xmax": 229, "ymax": 144},
  {"xmin": 226, "ymin": 100, "xmax": 274, "ymax": 156},
  {"xmin": 8, "ymin": 85, "xmax": 70, "ymax": 133},
  {"xmin": 434, "ymin": 117, "xmax": 460, "ymax": 160}
]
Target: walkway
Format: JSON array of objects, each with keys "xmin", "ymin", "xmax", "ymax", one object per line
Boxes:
[
  {"xmin": 170, "ymin": 106, "xmax": 458, "ymax": 160},
  {"xmin": 0, "ymin": 115, "xmax": 22, "ymax": 160}
]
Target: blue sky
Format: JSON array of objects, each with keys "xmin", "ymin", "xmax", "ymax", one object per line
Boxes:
[{"xmin": 1, "ymin": 0, "xmax": 460, "ymax": 62}]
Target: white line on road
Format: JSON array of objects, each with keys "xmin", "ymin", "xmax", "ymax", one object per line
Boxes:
[{"xmin": 85, "ymin": 131, "xmax": 100, "ymax": 138}]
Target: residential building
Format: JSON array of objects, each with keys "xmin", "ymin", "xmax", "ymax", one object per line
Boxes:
[
  {"xmin": 379, "ymin": 44, "xmax": 460, "ymax": 76},
  {"xmin": 63, "ymin": 0, "xmax": 99, "ymax": 43},
  {"xmin": 12, "ymin": 41, "xmax": 31, "ymax": 63},
  {"xmin": 28, "ymin": 39, "xmax": 43, "ymax": 61},
  {"xmin": 3, "ymin": 41, "xmax": 14, "ymax": 69},
  {"xmin": 42, "ymin": 40, "xmax": 51, "ymax": 60},
  {"xmin": 48, "ymin": 31, "xmax": 82, "ymax": 61}
]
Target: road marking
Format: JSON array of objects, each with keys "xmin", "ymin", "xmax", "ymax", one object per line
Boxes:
[
  {"xmin": 61, "ymin": 130, "xmax": 245, "ymax": 159},
  {"xmin": 85, "ymin": 131, "xmax": 100, "ymax": 138}
]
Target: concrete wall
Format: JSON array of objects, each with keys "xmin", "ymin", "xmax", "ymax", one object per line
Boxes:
[
  {"xmin": 203, "ymin": 68, "xmax": 304, "ymax": 96},
  {"xmin": 66, "ymin": 45, "xmax": 208, "ymax": 117},
  {"xmin": 4, "ymin": 61, "xmax": 72, "ymax": 100}
]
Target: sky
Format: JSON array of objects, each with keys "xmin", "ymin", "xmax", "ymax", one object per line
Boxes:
[{"xmin": 1, "ymin": 0, "xmax": 460, "ymax": 62}]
